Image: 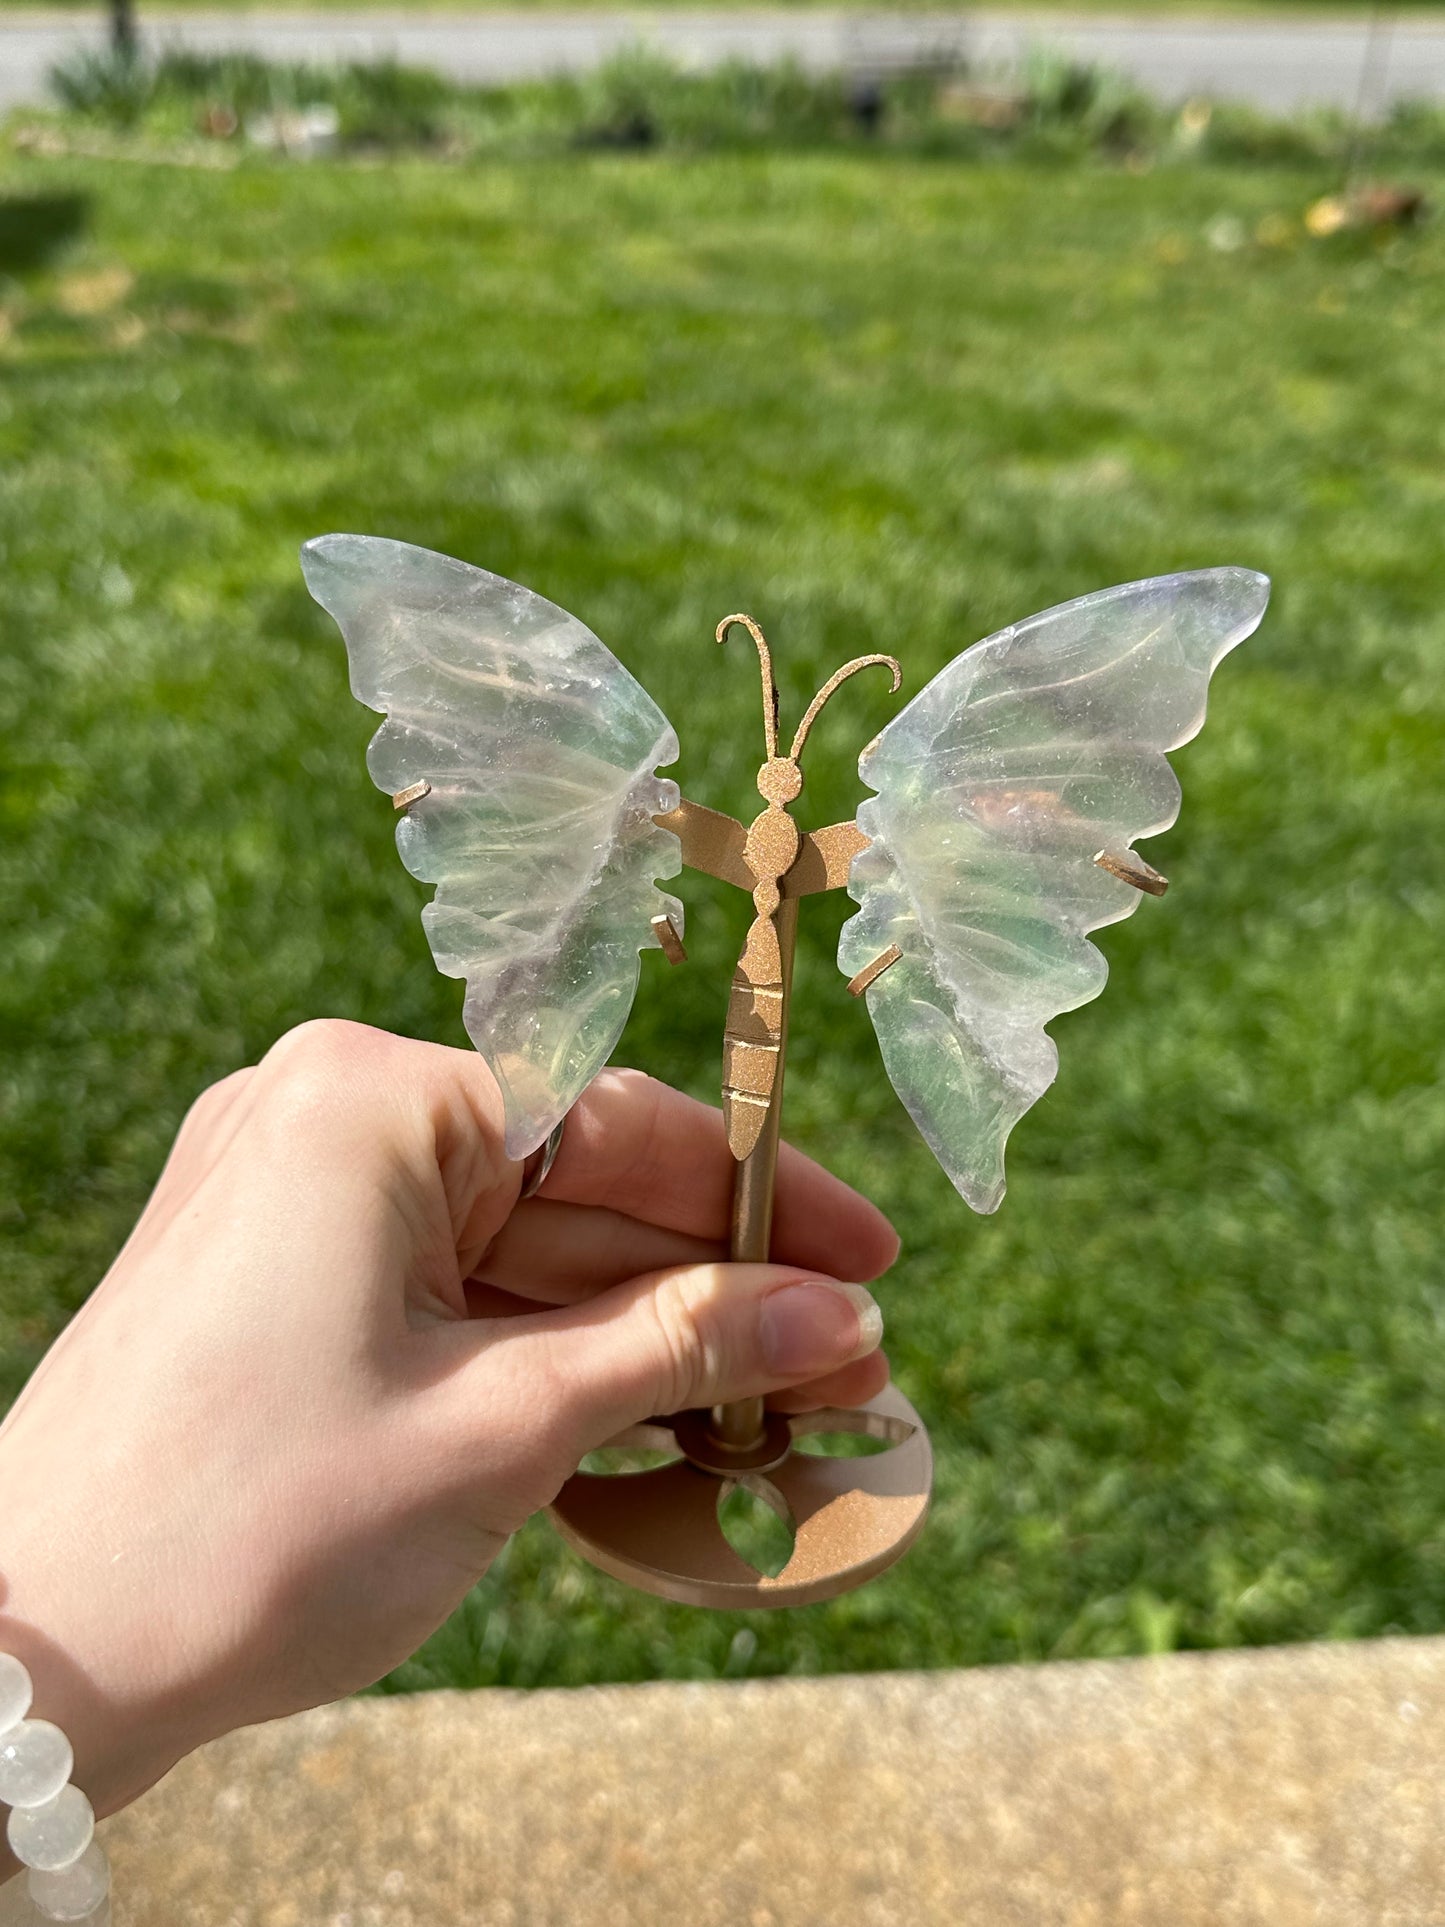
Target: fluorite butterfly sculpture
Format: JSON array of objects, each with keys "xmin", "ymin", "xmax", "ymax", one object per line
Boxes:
[{"xmin": 304, "ymin": 535, "xmax": 1268, "ymax": 1214}]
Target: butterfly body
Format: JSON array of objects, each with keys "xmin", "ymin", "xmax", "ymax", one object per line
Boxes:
[{"xmin": 714, "ymin": 617, "xmax": 902, "ymax": 1160}]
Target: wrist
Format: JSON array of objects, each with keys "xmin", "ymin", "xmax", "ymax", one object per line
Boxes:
[
  {"xmin": 0, "ymin": 1610, "xmax": 179, "ymax": 1826},
  {"xmin": 0, "ymin": 1439, "xmax": 209, "ymax": 1825}
]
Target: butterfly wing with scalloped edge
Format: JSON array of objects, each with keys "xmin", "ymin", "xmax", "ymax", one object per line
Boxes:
[
  {"xmin": 838, "ymin": 567, "xmax": 1270, "ymax": 1213},
  {"xmin": 303, "ymin": 534, "xmax": 683, "ymax": 1162}
]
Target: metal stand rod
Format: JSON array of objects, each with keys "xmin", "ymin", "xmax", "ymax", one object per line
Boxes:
[{"xmin": 711, "ymin": 893, "xmax": 800, "ymax": 1452}]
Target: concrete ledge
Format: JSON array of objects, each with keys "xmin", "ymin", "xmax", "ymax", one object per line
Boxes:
[{"xmin": 103, "ymin": 1637, "xmax": 1445, "ymax": 1925}]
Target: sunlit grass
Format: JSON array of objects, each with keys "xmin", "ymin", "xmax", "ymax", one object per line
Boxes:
[{"xmin": 2, "ymin": 142, "xmax": 1443, "ymax": 1686}]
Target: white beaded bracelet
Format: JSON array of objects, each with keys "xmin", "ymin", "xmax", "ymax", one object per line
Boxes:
[{"xmin": 0, "ymin": 1656, "xmax": 109, "ymax": 1925}]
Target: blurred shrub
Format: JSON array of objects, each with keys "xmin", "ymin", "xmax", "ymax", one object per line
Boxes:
[
  {"xmin": 1378, "ymin": 98, "xmax": 1445, "ymax": 167},
  {"xmin": 38, "ymin": 41, "xmax": 1445, "ymax": 173},
  {"xmin": 48, "ymin": 49, "xmax": 451, "ymax": 148},
  {"xmin": 49, "ymin": 47, "xmax": 152, "ymax": 126},
  {"xmin": 1015, "ymin": 45, "xmax": 1159, "ymax": 157},
  {"xmin": 1202, "ymin": 102, "xmax": 1357, "ymax": 167},
  {"xmin": 565, "ymin": 48, "xmax": 856, "ymax": 151}
]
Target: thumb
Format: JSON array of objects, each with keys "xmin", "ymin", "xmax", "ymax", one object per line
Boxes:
[{"xmin": 488, "ymin": 1262, "xmax": 885, "ymax": 1464}]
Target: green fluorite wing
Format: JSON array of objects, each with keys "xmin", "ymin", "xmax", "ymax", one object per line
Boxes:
[
  {"xmin": 839, "ymin": 567, "xmax": 1270, "ymax": 1213},
  {"xmin": 303, "ymin": 534, "xmax": 683, "ymax": 1160}
]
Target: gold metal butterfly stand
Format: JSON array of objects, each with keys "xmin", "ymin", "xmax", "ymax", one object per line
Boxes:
[
  {"xmin": 547, "ymin": 615, "xmax": 941, "ymax": 1609},
  {"xmin": 316, "ymin": 527, "xmax": 1267, "ymax": 1613}
]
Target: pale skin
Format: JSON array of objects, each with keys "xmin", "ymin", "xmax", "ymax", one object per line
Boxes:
[{"xmin": 0, "ymin": 1019, "xmax": 895, "ymax": 1858}]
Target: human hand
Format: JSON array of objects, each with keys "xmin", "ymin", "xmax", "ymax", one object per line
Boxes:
[{"xmin": 0, "ymin": 1020, "xmax": 895, "ymax": 1824}]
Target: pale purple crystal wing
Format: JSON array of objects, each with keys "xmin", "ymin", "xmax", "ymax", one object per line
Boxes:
[
  {"xmin": 839, "ymin": 567, "xmax": 1269, "ymax": 1213},
  {"xmin": 303, "ymin": 534, "xmax": 682, "ymax": 1159}
]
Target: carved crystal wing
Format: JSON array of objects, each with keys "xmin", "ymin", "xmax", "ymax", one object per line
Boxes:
[
  {"xmin": 838, "ymin": 567, "xmax": 1270, "ymax": 1213},
  {"xmin": 303, "ymin": 534, "xmax": 683, "ymax": 1160}
]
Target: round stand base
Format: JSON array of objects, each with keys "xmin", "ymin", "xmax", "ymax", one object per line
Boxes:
[{"xmin": 548, "ymin": 1382, "xmax": 932, "ymax": 1609}]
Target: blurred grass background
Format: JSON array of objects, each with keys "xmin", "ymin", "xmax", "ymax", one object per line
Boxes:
[{"xmin": 1, "ymin": 89, "xmax": 1442, "ymax": 1687}]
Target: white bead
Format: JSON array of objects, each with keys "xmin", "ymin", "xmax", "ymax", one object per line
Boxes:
[
  {"xmin": 8, "ymin": 1785, "xmax": 95, "ymax": 1872},
  {"xmin": 12, "ymin": 1904, "xmax": 108, "ymax": 1927},
  {"xmin": 0, "ymin": 1656, "xmax": 33, "ymax": 1736},
  {"xmin": 0, "ymin": 1723, "xmax": 73, "ymax": 1810},
  {"xmin": 27, "ymin": 1842, "xmax": 109, "ymax": 1921}
]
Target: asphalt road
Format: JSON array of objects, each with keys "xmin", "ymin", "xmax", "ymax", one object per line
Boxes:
[{"xmin": 1, "ymin": 8, "xmax": 1441, "ymax": 115}]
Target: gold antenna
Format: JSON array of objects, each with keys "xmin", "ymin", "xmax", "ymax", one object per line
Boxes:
[
  {"xmin": 716, "ymin": 614, "xmax": 779, "ymax": 760},
  {"xmin": 790, "ymin": 654, "xmax": 902, "ymax": 764}
]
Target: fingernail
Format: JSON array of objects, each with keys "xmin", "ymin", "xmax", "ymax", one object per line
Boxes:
[{"xmin": 759, "ymin": 1281, "xmax": 884, "ymax": 1377}]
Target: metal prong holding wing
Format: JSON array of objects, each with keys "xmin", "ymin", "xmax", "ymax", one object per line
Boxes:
[
  {"xmin": 838, "ymin": 566, "xmax": 1270, "ymax": 1213},
  {"xmin": 304, "ymin": 534, "xmax": 684, "ymax": 1161}
]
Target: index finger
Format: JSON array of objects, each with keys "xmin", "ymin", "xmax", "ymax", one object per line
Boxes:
[{"xmin": 537, "ymin": 1069, "xmax": 900, "ymax": 1284}]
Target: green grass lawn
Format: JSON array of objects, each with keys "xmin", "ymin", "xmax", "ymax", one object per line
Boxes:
[{"xmin": 2, "ymin": 134, "xmax": 1443, "ymax": 1691}]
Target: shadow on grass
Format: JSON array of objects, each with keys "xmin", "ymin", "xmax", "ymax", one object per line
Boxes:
[{"xmin": 0, "ymin": 193, "xmax": 90, "ymax": 275}]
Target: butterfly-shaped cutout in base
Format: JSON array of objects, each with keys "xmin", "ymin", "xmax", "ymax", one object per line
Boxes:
[{"xmin": 305, "ymin": 535, "xmax": 1268, "ymax": 1213}]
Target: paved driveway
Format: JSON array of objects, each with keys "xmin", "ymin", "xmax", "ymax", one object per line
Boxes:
[{"xmin": 2, "ymin": 8, "xmax": 1441, "ymax": 115}]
